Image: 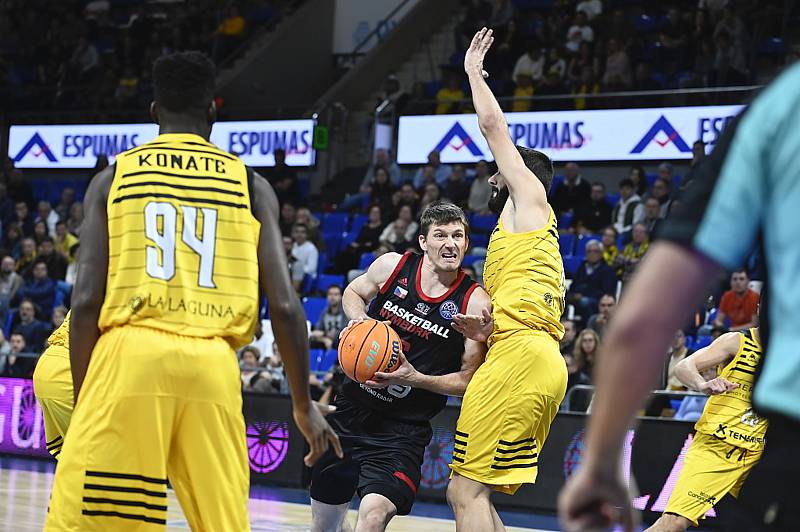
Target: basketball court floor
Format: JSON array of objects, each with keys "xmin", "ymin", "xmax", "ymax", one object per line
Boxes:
[{"xmin": 0, "ymin": 457, "xmax": 558, "ymax": 531}]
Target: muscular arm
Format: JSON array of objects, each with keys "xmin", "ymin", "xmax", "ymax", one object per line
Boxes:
[
  {"xmin": 674, "ymin": 332, "xmax": 740, "ymax": 392},
  {"xmin": 369, "ymin": 287, "xmax": 491, "ymax": 397},
  {"xmin": 341, "ymin": 252, "xmax": 403, "ymax": 321},
  {"xmin": 69, "ymin": 166, "xmax": 113, "ymax": 403}
]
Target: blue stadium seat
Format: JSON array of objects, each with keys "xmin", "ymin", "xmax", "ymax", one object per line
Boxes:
[
  {"xmin": 317, "ymin": 274, "xmax": 345, "ymax": 293},
  {"xmin": 3, "ymin": 309, "xmax": 16, "ymax": 338},
  {"xmin": 319, "ymin": 349, "xmax": 339, "ymax": 373},
  {"xmin": 358, "ymin": 253, "xmax": 375, "ymax": 270},
  {"xmin": 563, "ymin": 256, "xmax": 583, "ymax": 277},
  {"xmin": 470, "ymin": 214, "xmax": 498, "ymax": 233},
  {"xmin": 321, "ymin": 213, "xmax": 349, "ymax": 234},
  {"xmin": 340, "ymin": 231, "xmax": 358, "ymax": 249},
  {"xmin": 317, "ymin": 252, "xmax": 328, "ymax": 276},
  {"xmin": 322, "ymin": 232, "xmax": 342, "ymax": 255},
  {"xmin": 558, "ymin": 212, "xmax": 573, "ymax": 229},
  {"xmin": 693, "ymin": 335, "xmax": 713, "ymax": 351},
  {"xmin": 606, "ymin": 193, "xmax": 621, "ymax": 208},
  {"xmin": 300, "ymin": 274, "xmax": 314, "ymax": 296},
  {"xmin": 575, "ymin": 235, "xmax": 601, "ymax": 257},
  {"xmin": 462, "ymin": 256, "xmax": 482, "ymax": 267},
  {"xmin": 635, "ymin": 14, "xmax": 660, "ymax": 33},
  {"xmin": 302, "ymin": 297, "xmax": 327, "ymax": 324},
  {"xmin": 646, "ymin": 173, "xmax": 658, "ymax": 189},
  {"xmin": 309, "ymin": 349, "xmax": 325, "ymax": 372},
  {"xmin": 350, "ymin": 214, "xmax": 369, "ymax": 235},
  {"xmin": 761, "ymin": 37, "xmax": 787, "ymax": 56},
  {"xmin": 470, "ymin": 234, "xmax": 489, "ymax": 248},
  {"xmin": 550, "ymin": 175, "xmax": 565, "ymax": 192},
  {"xmin": 559, "ymin": 234, "xmax": 576, "ymax": 256}
]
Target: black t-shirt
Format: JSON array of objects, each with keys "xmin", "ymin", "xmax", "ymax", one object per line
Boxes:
[{"xmin": 341, "ymin": 252, "xmax": 478, "ymax": 422}]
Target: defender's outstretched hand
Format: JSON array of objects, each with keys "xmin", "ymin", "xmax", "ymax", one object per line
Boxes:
[
  {"xmin": 452, "ymin": 307, "xmax": 493, "ymax": 343},
  {"xmin": 558, "ymin": 465, "xmax": 637, "ymax": 532},
  {"xmin": 464, "ymin": 27, "xmax": 494, "ymax": 76}
]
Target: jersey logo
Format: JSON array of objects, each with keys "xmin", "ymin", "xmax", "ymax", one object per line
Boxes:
[
  {"xmin": 714, "ymin": 424, "xmax": 728, "ymax": 439},
  {"xmin": 398, "ymin": 277, "xmax": 408, "ymax": 286},
  {"xmin": 415, "ymin": 302, "xmax": 431, "ymax": 315},
  {"xmin": 543, "ymin": 292, "xmax": 554, "ymax": 307},
  {"xmin": 740, "ymin": 408, "xmax": 761, "ymax": 427},
  {"xmin": 394, "ymin": 286, "xmax": 408, "ymax": 299},
  {"xmin": 439, "ymin": 300, "xmax": 459, "ymax": 320}
]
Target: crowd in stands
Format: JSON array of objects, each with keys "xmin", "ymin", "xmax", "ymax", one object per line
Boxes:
[
  {"xmin": 386, "ymin": 0, "xmax": 789, "ymax": 115},
  {"xmin": 0, "ymin": 0, "xmax": 284, "ymax": 116}
]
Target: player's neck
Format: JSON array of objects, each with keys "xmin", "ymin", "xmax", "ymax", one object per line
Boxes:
[
  {"xmin": 420, "ymin": 255, "xmax": 458, "ymax": 293},
  {"xmin": 158, "ymin": 121, "xmax": 212, "ymax": 140}
]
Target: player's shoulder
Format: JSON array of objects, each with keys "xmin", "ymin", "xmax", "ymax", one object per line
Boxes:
[
  {"xmin": 464, "ymin": 282, "xmax": 490, "ymax": 308},
  {"xmin": 716, "ymin": 331, "xmax": 744, "ymax": 352},
  {"xmin": 368, "ymin": 252, "xmax": 406, "ymax": 276}
]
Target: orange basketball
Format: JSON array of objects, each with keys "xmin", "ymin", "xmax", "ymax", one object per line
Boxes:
[{"xmin": 338, "ymin": 321, "xmax": 401, "ymax": 383}]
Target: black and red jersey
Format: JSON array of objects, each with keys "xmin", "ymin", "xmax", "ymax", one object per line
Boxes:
[{"xmin": 341, "ymin": 252, "xmax": 479, "ymax": 422}]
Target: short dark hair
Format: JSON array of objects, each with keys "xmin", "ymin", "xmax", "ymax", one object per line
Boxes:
[
  {"xmin": 619, "ymin": 178, "xmax": 634, "ymax": 189},
  {"xmin": 592, "ymin": 181, "xmax": 606, "ymax": 190},
  {"xmin": 39, "ymin": 236, "xmax": 54, "ymax": 245},
  {"xmin": 515, "ymin": 146, "xmax": 554, "ymax": 193},
  {"xmin": 419, "ymin": 201, "xmax": 469, "ymax": 237},
  {"xmin": 327, "ymin": 284, "xmax": 342, "ymax": 294},
  {"xmin": 732, "ymin": 268, "xmax": 749, "ymax": 276},
  {"xmin": 153, "ymin": 51, "xmax": 215, "ymax": 113}
]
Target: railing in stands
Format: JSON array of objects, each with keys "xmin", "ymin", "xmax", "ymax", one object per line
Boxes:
[
  {"xmin": 562, "ymin": 384, "xmax": 707, "ymax": 414},
  {"xmin": 333, "ymin": 0, "xmax": 417, "ymax": 70}
]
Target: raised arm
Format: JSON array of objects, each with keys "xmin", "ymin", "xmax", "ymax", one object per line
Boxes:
[
  {"xmin": 368, "ymin": 286, "xmax": 491, "ymax": 397},
  {"xmin": 464, "ymin": 28, "xmax": 548, "ymax": 212},
  {"xmin": 69, "ymin": 166, "xmax": 113, "ymax": 404},
  {"xmin": 341, "ymin": 252, "xmax": 403, "ymax": 322},
  {"xmin": 250, "ymin": 174, "xmax": 341, "ymax": 466},
  {"xmin": 674, "ymin": 332, "xmax": 741, "ymax": 394}
]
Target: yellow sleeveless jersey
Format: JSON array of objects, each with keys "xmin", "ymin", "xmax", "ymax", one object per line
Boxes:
[
  {"xmin": 482, "ymin": 206, "xmax": 565, "ymax": 346},
  {"xmin": 46, "ymin": 311, "xmax": 70, "ymax": 349},
  {"xmin": 98, "ymin": 133, "xmax": 261, "ymax": 348},
  {"xmin": 695, "ymin": 328, "xmax": 767, "ymax": 451}
]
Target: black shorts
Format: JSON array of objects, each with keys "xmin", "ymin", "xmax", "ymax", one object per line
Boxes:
[{"xmin": 309, "ymin": 396, "xmax": 432, "ymax": 515}]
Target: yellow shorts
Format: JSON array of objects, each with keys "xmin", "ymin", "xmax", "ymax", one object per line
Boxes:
[
  {"xmin": 45, "ymin": 325, "xmax": 249, "ymax": 532},
  {"xmin": 664, "ymin": 431, "xmax": 762, "ymax": 526},
  {"xmin": 32, "ymin": 345, "xmax": 74, "ymax": 458},
  {"xmin": 450, "ymin": 332, "xmax": 567, "ymax": 494}
]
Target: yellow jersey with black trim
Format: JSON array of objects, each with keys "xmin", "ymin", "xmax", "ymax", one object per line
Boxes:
[
  {"xmin": 46, "ymin": 310, "xmax": 70, "ymax": 349},
  {"xmin": 98, "ymin": 133, "xmax": 260, "ymax": 348},
  {"xmin": 695, "ymin": 328, "xmax": 768, "ymax": 451},
  {"xmin": 483, "ymin": 206, "xmax": 565, "ymax": 346}
]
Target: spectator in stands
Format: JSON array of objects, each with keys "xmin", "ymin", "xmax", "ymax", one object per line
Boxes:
[
  {"xmin": 587, "ymin": 293, "xmax": 616, "ymax": 339},
  {"xmin": 32, "ymin": 220, "xmax": 49, "ymax": 246},
  {"xmin": 619, "ymin": 223, "xmax": 650, "ymax": 282},
  {"xmin": 665, "ymin": 329, "xmax": 691, "ymax": 390},
  {"xmin": 404, "ymin": 81, "xmax": 434, "ymax": 116},
  {"xmin": 573, "ymin": 182, "xmax": 612, "ymax": 234},
  {"xmin": 240, "ymin": 346, "xmax": 270, "ymax": 392},
  {"xmin": 513, "ymin": 43, "xmax": 545, "ymax": 85},
  {"xmin": 511, "ymin": 73, "xmax": 534, "ymax": 112},
  {"xmin": 36, "ymin": 201, "xmax": 58, "ymax": 237},
  {"xmin": 336, "ymin": 205, "xmax": 385, "ymax": 273},
  {"xmin": 691, "ymin": 140, "xmax": 706, "ymax": 168},
  {"xmin": 7, "ymin": 169, "xmax": 33, "ymax": 208},
  {"xmin": 18, "ymin": 262, "xmax": 55, "ymax": 318},
  {"xmin": 601, "ymin": 226, "xmax": 620, "ymax": 272},
  {"xmin": 572, "ymin": 328, "xmax": 601, "ymax": 383},
  {"xmin": 376, "ymin": 75, "xmax": 409, "ymax": 118},
  {"xmin": 602, "ymin": 38, "xmax": 632, "ymax": 89},
  {"xmin": 295, "ymin": 208, "xmax": 322, "ymax": 249},
  {"xmin": 4, "ymin": 224, "xmax": 22, "ymax": 259},
  {"xmin": 0, "ymin": 256, "xmax": 21, "ymax": 325},
  {"xmin": 572, "ymin": 68, "xmax": 601, "ymax": 111},
  {"xmin": 272, "ymin": 150, "xmax": 301, "ymax": 206},
  {"xmin": 413, "ymin": 150, "xmax": 452, "ymax": 188},
  {"xmin": 712, "ymin": 30, "xmax": 748, "ymax": 85},
  {"xmin": 444, "ymin": 165, "xmax": 470, "ymax": 206},
  {"xmin": 246, "ymin": 320, "xmax": 272, "ymax": 364},
  {"xmin": 650, "ymin": 177, "xmax": 673, "ymax": 218},
  {"xmin": 16, "ymin": 238, "xmax": 37, "ymax": 276},
  {"xmin": 114, "ymin": 65, "xmax": 140, "ymax": 105},
  {"xmin": 36, "ymin": 238, "xmax": 67, "ymax": 281},
  {"xmin": 714, "ymin": 7, "xmax": 747, "ymax": 57},
  {"xmin": 642, "ymin": 197, "xmax": 662, "ymax": 238},
  {"xmin": 13, "ymin": 299, "xmax": 50, "ymax": 353},
  {"xmin": 310, "ymin": 285, "xmax": 347, "ymax": 350},
  {"xmin": 566, "ymin": 11, "xmax": 594, "ymax": 54},
  {"xmin": 54, "ymin": 188, "xmax": 75, "ymax": 224},
  {"xmin": 546, "ymin": 47, "xmax": 567, "ymax": 81},
  {"xmin": 420, "ymin": 183, "xmax": 442, "ymax": 212},
  {"xmin": 657, "ymin": 162, "xmax": 675, "ymax": 186},
  {"xmin": 370, "ymin": 167, "xmax": 396, "ymax": 215},
  {"xmin": 658, "ymin": 7, "xmax": 689, "ymax": 55},
  {"xmin": 10, "ymin": 201, "xmax": 33, "ymax": 236},
  {"xmin": 560, "ymin": 318, "xmax": 578, "ymax": 356},
  {"xmin": 632, "ymin": 62, "xmax": 661, "ymax": 91},
  {"xmin": 612, "ymin": 178, "xmax": 642, "ymax": 235},
  {"xmin": 568, "ymin": 42, "xmax": 600, "ymax": 85},
  {"xmin": 567, "ymin": 240, "xmax": 616, "ymax": 321},
  {"xmin": 435, "ymin": 72, "xmax": 466, "ymax": 115},
  {"xmin": 65, "ymin": 244, "xmax": 79, "ymax": 285},
  {"xmin": 380, "ymin": 205, "xmax": 417, "ymax": 243},
  {"xmin": 468, "ymin": 160, "xmax": 492, "ymax": 213},
  {"xmin": 715, "ymin": 269, "xmax": 759, "ymax": 331},
  {"xmin": 66, "ymin": 202, "xmax": 84, "ymax": 237},
  {"xmin": 51, "ymin": 306, "xmax": 67, "ymax": 330},
  {"xmin": 0, "ymin": 330, "xmax": 10, "ymax": 370},
  {"xmin": 576, "ymin": 0, "xmax": 603, "ymax": 20},
  {"xmin": 551, "ymin": 162, "xmax": 591, "ymax": 215},
  {"xmin": 628, "ymin": 165, "xmax": 648, "ymax": 197},
  {"xmin": 265, "ymin": 342, "xmax": 289, "ymax": 394},
  {"xmin": 380, "ymin": 218, "xmax": 413, "ymax": 253},
  {"xmin": 363, "ymin": 149, "xmax": 401, "ymax": 188},
  {"xmin": 279, "ymin": 203, "xmax": 296, "ymax": 237},
  {"xmin": 283, "ymin": 235, "xmax": 306, "ymax": 293},
  {"xmin": 216, "ymin": 5, "xmax": 246, "ymax": 59},
  {"xmin": 291, "ymin": 224, "xmax": 318, "ymax": 279},
  {"xmin": 1, "ymin": 333, "xmax": 34, "ymax": 378},
  {"xmin": 69, "ymin": 35, "xmax": 99, "ymax": 81}
]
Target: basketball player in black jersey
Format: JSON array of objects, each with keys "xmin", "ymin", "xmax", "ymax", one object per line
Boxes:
[{"xmin": 310, "ymin": 201, "xmax": 491, "ymax": 532}]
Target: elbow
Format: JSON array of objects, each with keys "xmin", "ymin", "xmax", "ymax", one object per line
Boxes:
[
  {"xmin": 270, "ymin": 298, "xmax": 303, "ymax": 321},
  {"xmin": 478, "ymin": 114, "xmax": 505, "ymax": 135}
]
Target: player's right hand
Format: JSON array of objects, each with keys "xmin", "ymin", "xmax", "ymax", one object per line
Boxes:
[
  {"xmin": 339, "ymin": 318, "xmax": 392, "ymax": 339},
  {"xmin": 452, "ymin": 307, "xmax": 494, "ymax": 343},
  {"xmin": 558, "ymin": 464, "xmax": 637, "ymax": 532},
  {"xmin": 464, "ymin": 27, "xmax": 494, "ymax": 76},
  {"xmin": 293, "ymin": 402, "xmax": 343, "ymax": 467},
  {"xmin": 699, "ymin": 377, "xmax": 739, "ymax": 395}
]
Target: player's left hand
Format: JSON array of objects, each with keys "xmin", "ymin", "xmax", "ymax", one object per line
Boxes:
[
  {"xmin": 464, "ymin": 27, "xmax": 494, "ymax": 77},
  {"xmin": 365, "ymin": 351, "xmax": 418, "ymax": 389},
  {"xmin": 558, "ymin": 462, "xmax": 637, "ymax": 532},
  {"xmin": 452, "ymin": 307, "xmax": 493, "ymax": 342},
  {"xmin": 293, "ymin": 402, "xmax": 343, "ymax": 467}
]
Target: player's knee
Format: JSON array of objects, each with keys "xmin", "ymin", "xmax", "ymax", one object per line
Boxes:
[
  {"xmin": 355, "ymin": 495, "xmax": 396, "ymax": 532},
  {"xmin": 311, "ymin": 499, "xmax": 351, "ymax": 532},
  {"xmin": 446, "ymin": 475, "xmax": 486, "ymax": 510}
]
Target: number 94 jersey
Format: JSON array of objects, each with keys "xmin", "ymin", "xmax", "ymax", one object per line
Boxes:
[{"xmin": 99, "ymin": 133, "xmax": 260, "ymax": 348}]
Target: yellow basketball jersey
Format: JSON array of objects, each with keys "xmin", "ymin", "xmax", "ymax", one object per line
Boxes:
[
  {"xmin": 98, "ymin": 133, "xmax": 261, "ymax": 348},
  {"xmin": 694, "ymin": 328, "xmax": 767, "ymax": 451},
  {"xmin": 46, "ymin": 310, "xmax": 70, "ymax": 348},
  {"xmin": 482, "ymin": 206, "xmax": 565, "ymax": 345}
]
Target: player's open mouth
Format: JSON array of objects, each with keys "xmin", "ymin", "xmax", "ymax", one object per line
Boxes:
[{"xmin": 441, "ymin": 252, "xmax": 458, "ymax": 262}]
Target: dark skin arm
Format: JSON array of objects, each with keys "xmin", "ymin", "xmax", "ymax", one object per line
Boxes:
[
  {"xmin": 69, "ymin": 166, "xmax": 114, "ymax": 404},
  {"xmin": 251, "ymin": 173, "xmax": 342, "ymax": 466}
]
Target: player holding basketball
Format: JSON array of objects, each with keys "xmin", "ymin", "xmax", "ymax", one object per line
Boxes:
[
  {"xmin": 32, "ymin": 310, "xmax": 73, "ymax": 459},
  {"xmin": 310, "ymin": 201, "xmax": 491, "ymax": 532},
  {"xmin": 448, "ymin": 28, "xmax": 568, "ymax": 532},
  {"xmin": 647, "ymin": 312, "xmax": 767, "ymax": 531},
  {"xmin": 46, "ymin": 51, "xmax": 340, "ymax": 531}
]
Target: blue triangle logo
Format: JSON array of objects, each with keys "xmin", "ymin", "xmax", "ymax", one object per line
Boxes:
[
  {"xmin": 12, "ymin": 132, "xmax": 58, "ymax": 163},
  {"xmin": 630, "ymin": 116, "xmax": 691, "ymax": 154},
  {"xmin": 434, "ymin": 122, "xmax": 484, "ymax": 156}
]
